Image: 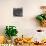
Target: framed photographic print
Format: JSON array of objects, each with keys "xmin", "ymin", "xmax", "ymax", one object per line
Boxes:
[{"xmin": 13, "ymin": 8, "xmax": 23, "ymax": 17}]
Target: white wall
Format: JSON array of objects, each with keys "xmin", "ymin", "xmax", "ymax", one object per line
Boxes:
[{"xmin": 0, "ymin": 0, "xmax": 46, "ymax": 38}]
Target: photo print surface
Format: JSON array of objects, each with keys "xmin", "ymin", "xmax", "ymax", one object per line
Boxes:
[{"xmin": 13, "ymin": 8, "xmax": 23, "ymax": 17}]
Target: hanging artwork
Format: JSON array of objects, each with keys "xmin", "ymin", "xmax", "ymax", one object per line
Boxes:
[{"xmin": 13, "ymin": 8, "xmax": 23, "ymax": 17}]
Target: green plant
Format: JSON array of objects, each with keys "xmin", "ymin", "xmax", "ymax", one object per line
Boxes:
[
  {"xmin": 5, "ymin": 26, "xmax": 18, "ymax": 39},
  {"xmin": 36, "ymin": 14, "xmax": 46, "ymax": 21}
]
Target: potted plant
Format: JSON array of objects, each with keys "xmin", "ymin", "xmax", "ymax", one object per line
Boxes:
[
  {"xmin": 36, "ymin": 14, "xmax": 46, "ymax": 27},
  {"xmin": 36, "ymin": 6, "xmax": 46, "ymax": 27},
  {"xmin": 5, "ymin": 26, "xmax": 18, "ymax": 43}
]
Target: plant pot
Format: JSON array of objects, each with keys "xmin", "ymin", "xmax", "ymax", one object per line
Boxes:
[
  {"xmin": 40, "ymin": 20, "xmax": 46, "ymax": 27},
  {"xmin": 11, "ymin": 36, "xmax": 17, "ymax": 44},
  {"xmin": 7, "ymin": 39, "xmax": 12, "ymax": 44}
]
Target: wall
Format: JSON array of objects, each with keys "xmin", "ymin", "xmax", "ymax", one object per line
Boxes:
[{"xmin": 0, "ymin": 0, "xmax": 46, "ymax": 38}]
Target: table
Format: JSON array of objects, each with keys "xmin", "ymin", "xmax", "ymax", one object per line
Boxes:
[{"xmin": 14, "ymin": 43, "xmax": 46, "ymax": 46}]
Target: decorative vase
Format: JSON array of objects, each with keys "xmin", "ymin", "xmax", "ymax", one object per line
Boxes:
[
  {"xmin": 41, "ymin": 20, "xmax": 46, "ymax": 27},
  {"xmin": 11, "ymin": 36, "xmax": 17, "ymax": 44},
  {"xmin": 7, "ymin": 39, "xmax": 12, "ymax": 44}
]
